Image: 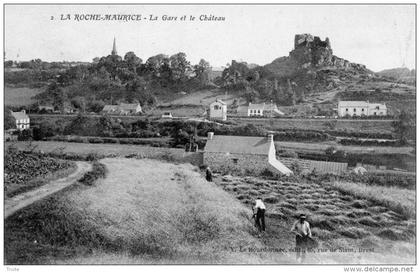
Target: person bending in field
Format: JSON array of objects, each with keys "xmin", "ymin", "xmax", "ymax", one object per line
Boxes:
[
  {"xmin": 253, "ymin": 197, "xmax": 266, "ymax": 233},
  {"xmin": 205, "ymin": 166, "xmax": 213, "ymax": 182},
  {"xmin": 290, "ymin": 214, "xmax": 312, "ymax": 263}
]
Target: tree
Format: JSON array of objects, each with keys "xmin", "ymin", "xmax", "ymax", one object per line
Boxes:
[
  {"xmin": 125, "ymin": 77, "xmax": 156, "ymax": 105},
  {"xmin": 40, "ymin": 81, "xmax": 66, "ymax": 112},
  {"xmin": 145, "ymin": 54, "xmax": 169, "ymax": 77},
  {"xmin": 393, "ymin": 111, "xmax": 416, "ymax": 144},
  {"xmin": 169, "ymin": 52, "xmax": 191, "ymax": 83},
  {"xmin": 71, "ymin": 96, "xmax": 86, "ymax": 112},
  {"xmin": 4, "ymin": 108, "xmax": 15, "ymax": 130},
  {"xmin": 87, "ymin": 100, "xmax": 105, "ymax": 113},
  {"xmin": 124, "ymin": 51, "xmax": 142, "ymax": 73},
  {"xmin": 194, "ymin": 59, "xmax": 211, "ymax": 85}
]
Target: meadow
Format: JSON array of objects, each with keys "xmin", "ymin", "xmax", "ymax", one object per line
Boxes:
[{"xmin": 5, "ymin": 86, "xmax": 43, "ymax": 106}]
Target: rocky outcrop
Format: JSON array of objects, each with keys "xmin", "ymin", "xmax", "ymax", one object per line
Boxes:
[
  {"xmin": 265, "ymin": 33, "xmax": 369, "ymax": 77},
  {"xmin": 290, "ymin": 34, "xmax": 366, "ymax": 71}
]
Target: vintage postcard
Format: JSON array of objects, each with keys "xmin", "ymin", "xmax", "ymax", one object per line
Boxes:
[{"xmin": 2, "ymin": 3, "xmax": 416, "ymax": 269}]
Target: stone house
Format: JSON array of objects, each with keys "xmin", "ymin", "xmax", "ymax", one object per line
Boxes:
[
  {"xmin": 11, "ymin": 110, "xmax": 30, "ymax": 130},
  {"xmin": 338, "ymin": 101, "xmax": 387, "ymax": 117},
  {"xmin": 209, "ymin": 99, "xmax": 227, "ymax": 121},
  {"xmin": 203, "ymin": 132, "xmax": 292, "ymax": 176}
]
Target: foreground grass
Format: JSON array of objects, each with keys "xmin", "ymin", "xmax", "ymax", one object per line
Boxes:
[{"xmin": 5, "ymin": 158, "xmax": 291, "ymax": 264}]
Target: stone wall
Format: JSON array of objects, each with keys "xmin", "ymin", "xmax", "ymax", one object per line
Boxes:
[{"xmin": 204, "ymin": 152, "xmax": 271, "ymax": 175}]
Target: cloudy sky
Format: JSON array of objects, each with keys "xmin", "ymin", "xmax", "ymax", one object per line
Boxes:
[{"xmin": 5, "ymin": 4, "xmax": 415, "ymax": 71}]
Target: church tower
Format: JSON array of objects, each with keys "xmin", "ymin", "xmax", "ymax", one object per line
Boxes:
[{"xmin": 111, "ymin": 37, "xmax": 117, "ymax": 56}]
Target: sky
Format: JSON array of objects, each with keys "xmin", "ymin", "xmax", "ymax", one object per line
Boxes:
[{"xmin": 4, "ymin": 4, "xmax": 416, "ymax": 72}]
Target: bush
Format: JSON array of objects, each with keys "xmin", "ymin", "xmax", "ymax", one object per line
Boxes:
[
  {"xmin": 339, "ymin": 138, "xmax": 401, "ymax": 147},
  {"xmin": 78, "ymin": 161, "xmax": 107, "ymax": 186},
  {"xmin": 103, "ymin": 138, "xmax": 118, "ymax": 144},
  {"xmin": 87, "ymin": 137, "xmax": 104, "ymax": 144}
]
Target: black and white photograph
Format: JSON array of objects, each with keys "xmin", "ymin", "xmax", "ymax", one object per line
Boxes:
[{"xmin": 2, "ymin": 3, "xmax": 417, "ymax": 268}]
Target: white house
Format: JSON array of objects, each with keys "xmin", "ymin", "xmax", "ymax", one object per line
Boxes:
[
  {"xmin": 237, "ymin": 102, "xmax": 284, "ymax": 117},
  {"xmin": 209, "ymin": 99, "xmax": 227, "ymax": 121},
  {"xmin": 11, "ymin": 110, "xmax": 30, "ymax": 130},
  {"xmin": 338, "ymin": 101, "xmax": 387, "ymax": 117}
]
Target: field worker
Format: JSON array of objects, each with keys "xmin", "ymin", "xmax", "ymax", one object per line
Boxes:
[
  {"xmin": 290, "ymin": 213, "xmax": 312, "ymax": 263},
  {"xmin": 253, "ymin": 197, "xmax": 266, "ymax": 232},
  {"xmin": 205, "ymin": 166, "xmax": 213, "ymax": 182}
]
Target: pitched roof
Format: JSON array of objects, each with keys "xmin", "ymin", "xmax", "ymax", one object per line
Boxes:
[
  {"xmin": 338, "ymin": 101, "xmax": 370, "ymax": 107},
  {"xmin": 210, "ymin": 99, "xmax": 227, "ymax": 105},
  {"xmin": 204, "ymin": 135, "xmax": 271, "ymax": 155},
  {"xmin": 119, "ymin": 103, "xmax": 141, "ymax": 110},
  {"xmin": 248, "ymin": 103, "xmax": 266, "ymax": 110},
  {"xmin": 338, "ymin": 101, "xmax": 387, "ymax": 109},
  {"xmin": 368, "ymin": 103, "xmax": 387, "ymax": 110},
  {"xmin": 103, "ymin": 105, "xmax": 119, "ymax": 111},
  {"xmin": 11, "ymin": 111, "xmax": 29, "ymax": 120}
]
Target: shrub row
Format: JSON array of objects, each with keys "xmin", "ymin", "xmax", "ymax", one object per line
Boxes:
[
  {"xmin": 339, "ymin": 138, "xmax": 402, "ymax": 147},
  {"xmin": 45, "ymin": 135, "xmax": 169, "ymax": 148},
  {"xmin": 274, "ymin": 131, "xmax": 333, "ymax": 142}
]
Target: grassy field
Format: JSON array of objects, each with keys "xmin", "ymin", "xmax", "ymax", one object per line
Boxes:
[
  {"xmin": 7, "ymin": 141, "xmax": 200, "ymax": 163},
  {"xmin": 232, "ymin": 118, "xmax": 395, "ymax": 134},
  {"xmin": 5, "ymin": 86, "xmax": 43, "ymax": 106},
  {"xmin": 214, "ymin": 175, "xmax": 415, "ymax": 264},
  {"xmin": 275, "ymin": 141, "xmax": 413, "ymax": 155},
  {"xmin": 5, "ymin": 158, "xmax": 292, "ymax": 264}
]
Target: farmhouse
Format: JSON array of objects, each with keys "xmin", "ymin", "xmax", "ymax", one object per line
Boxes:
[
  {"xmin": 338, "ymin": 101, "xmax": 387, "ymax": 117},
  {"xmin": 11, "ymin": 110, "xmax": 30, "ymax": 130},
  {"xmin": 102, "ymin": 103, "xmax": 142, "ymax": 115},
  {"xmin": 204, "ymin": 132, "xmax": 293, "ymax": 176},
  {"xmin": 237, "ymin": 102, "xmax": 284, "ymax": 117},
  {"xmin": 209, "ymin": 99, "xmax": 227, "ymax": 121}
]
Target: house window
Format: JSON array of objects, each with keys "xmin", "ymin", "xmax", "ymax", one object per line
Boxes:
[
  {"xmin": 362, "ymin": 109, "xmax": 364, "ymax": 112},
  {"xmin": 214, "ymin": 105, "xmax": 220, "ymax": 110},
  {"xmin": 376, "ymin": 106, "xmax": 380, "ymax": 110},
  {"xmin": 354, "ymin": 108, "xmax": 356, "ymax": 112},
  {"xmin": 346, "ymin": 108, "xmax": 348, "ymax": 111},
  {"xmin": 374, "ymin": 112, "xmax": 377, "ymax": 115},
  {"xmin": 232, "ymin": 158, "xmax": 238, "ymax": 164}
]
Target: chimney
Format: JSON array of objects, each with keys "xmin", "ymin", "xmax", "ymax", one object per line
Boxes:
[
  {"xmin": 267, "ymin": 133, "xmax": 273, "ymax": 143},
  {"xmin": 207, "ymin": 132, "xmax": 214, "ymax": 140}
]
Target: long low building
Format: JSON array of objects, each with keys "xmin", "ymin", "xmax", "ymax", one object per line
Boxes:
[
  {"xmin": 237, "ymin": 102, "xmax": 285, "ymax": 117},
  {"xmin": 102, "ymin": 103, "xmax": 142, "ymax": 115},
  {"xmin": 337, "ymin": 101, "xmax": 387, "ymax": 117}
]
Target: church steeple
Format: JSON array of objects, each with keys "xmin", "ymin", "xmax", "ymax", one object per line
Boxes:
[{"xmin": 111, "ymin": 37, "xmax": 117, "ymax": 55}]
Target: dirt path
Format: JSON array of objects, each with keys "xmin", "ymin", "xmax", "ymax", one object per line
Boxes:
[{"xmin": 4, "ymin": 161, "xmax": 92, "ymax": 219}]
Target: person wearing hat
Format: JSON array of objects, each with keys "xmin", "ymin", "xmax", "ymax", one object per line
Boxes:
[
  {"xmin": 253, "ymin": 197, "xmax": 266, "ymax": 233},
  {"xmin": 290, "ymin": 213, "xmax": 312, "ymax": 263}
]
